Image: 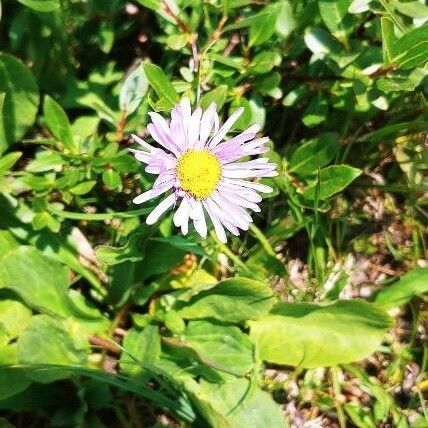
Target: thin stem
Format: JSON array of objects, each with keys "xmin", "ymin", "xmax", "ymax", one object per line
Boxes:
[{"xmin": 331, "ymin": 367, "xmax": 347, "ymax": 428}]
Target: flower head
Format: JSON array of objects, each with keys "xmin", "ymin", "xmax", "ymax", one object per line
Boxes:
[{"xmin": 130, "ymin": 98, "xmax": 277, "ymax": 242}]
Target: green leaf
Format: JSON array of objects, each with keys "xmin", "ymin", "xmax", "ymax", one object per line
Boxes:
[
  {"xmin": 392, "ymin": 0, "xmax": 428, "ymax": 18},
  {"xmin": 0, "ymin": 300, "xmax": 32, "ymax": 339},
  {"xmin": 289, "ymin": 132, "xmax": 340, "ymax": 176},
  {"xmin": 304, "ymin": 27, "xmax": 342, "ymax": 55},
  {"xmin": 143, "ymin": 62, "xmax": 179, "ymax": 108},
  {"xmin": 17, "ymin": 315, "xmax": 88, "ymax": 382},
  {"xmin": 391, "ymin": 24, "xmax": 428, "ymax": 69},
  {"xmin": 102, "ymin": 169, "xmax": 122, "ymax": 191},
  {"xmin": 175, "ymin": 277, "xmax": 277, "ymax": 323},
  {"xmin": 136, "ymin": 0, "xmax": 160, "ymax": 11},
  {"xmin": 250, "ymin": 300, "xmax": 392, "ymax": 367},
  {"xmin": 377, "ymin": 68, "xmax": 427, "ymax": 93},
  {"xmin": 194, "ymin": 378, "xmax": 285, "ymax": 428},
  {"xmin": 275, "ymin": 0, "xmax": 295, "ymax": 38},
  {"xmin": 43, "ymin": 95, "xmax": 75, "ymax": 153},
  {"xmin": 249, "ymin": 6, "xmax": 277, "ymax": 46},
  {"xmin": 381, "ymin": 17, "xmax": 396, "ymax": 65},
  {"xmin": 302, "ymin": 94, "xmax": 328, "ymax": 127},
  {"xmin": 95, "ymin": 233, "xmax": 145, "ymax": 266},
  {"xmin": 319, "ymin": 0, "xmax": 351, "ymax": 37},
  {"xmin": 183, "ymin": 321, "xmax": 254, "ymax": 376},
  {"xmin": 303, "ymin": 165, "xmax": 362, "ymax": 200},
  {"xmin": 0, "ymin": 359, "xmax": 31, "ymax": 401},
  {"xmin": 69, "ymin": 180, "xmax": 96, "ymax": 195},
  {"xmin": 119, "ymin": 64, "xmax": 148, "ymax": 116},
  {"xmin": 0, "ymin": 152, "xmax": 22, "ymax": 175},
  {"xmin": 0, "ymin": 246, "xmax": 72, "ymax": 317},
  {"xmin": 200, "ymin": 85, "xmax": 228, "ymax": 110},
  {"xmin": 249, "ymin": 51, "xmax": 281, "ymax": 75},
  {"xmin": 26, "ymin": 151, "xmax": 63, "ymax": 173},
  {"xmin": 374, "ymin": 268, "xmax": 428, "ymax": 309},
  {"xmin": 0, "ymin": 53, "xmax": 39, "ymax": 153},
  {"xmin": 120, "ymin": 326, "xmax": 161, "ymax": 376},
  {"xmin": 17, "ymin": 0, "xmax": 60, "ymax": 12}
]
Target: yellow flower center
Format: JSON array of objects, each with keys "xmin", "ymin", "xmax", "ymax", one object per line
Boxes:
[{"xmin": 176, "ymin": 149, "xmax": 222, "ymax": 199}]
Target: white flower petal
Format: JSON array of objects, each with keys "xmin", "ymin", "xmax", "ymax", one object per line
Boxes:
[
  {"xmin": 146, "ymin": 193, "xmax": 176, "ymax": 225},
  {"xmin": 188, "ymin": 107, "xmax": 202, "ymax": 146},
  {"xmin": 189, "ymin": 198, "xmax": 207, "ymax": 238},
  {"xmin": 203, "ymin": 200, "xmax": 227, "ymax": 243},
  {"xmin": 208, "ymin": 107, "xmax": 244, "ymax": 149},
  {"xmin": 198, "ymin": 102, "xmax": 218, "ymax": 148}
]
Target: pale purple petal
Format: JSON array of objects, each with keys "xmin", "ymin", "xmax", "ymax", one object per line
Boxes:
[
  {"xmin": 197, "ymin": 102, "xmax": 218, "ymax": 148},
  {"xmin": 188, "ymin": 107, "xmax": 202, "ymax": 147},
  {"xmin": 146, "ymin": 193, "xmax": 176, "ymax": 225},
  {"xmin": 208, "ymin": 107, "xmax": 244, "ymax": 149},
  {"xmin": 203, "ymin": 200, "xmax": 227, "ymax": 243},
  {"xmin": 189, "ymin": 198, "xmax": 207, "ymax": 238},
  {"xmin": 133, "ymin": 180, "xmax": 174, "ymax": 204},
  {"xmin": 223, "ymin": 178, "xmax": 273, "ymax": 193},
  {"xmin": 204, "ymin": 198, "xmax": 240, "ymax": 236},
  {"xmin": 173, "ymin": 197, "xmax": 190, "ymax": 235},
  {"xmin": 131, "ymin": 134, "xmax": 153, "ymax": 152}
]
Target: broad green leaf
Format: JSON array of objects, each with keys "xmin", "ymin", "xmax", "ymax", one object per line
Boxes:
[
  {"xmin": 17, "ymin": 0, "xmax": 60, "ymax": 12},
  {"xmin": 303, "ymin": 165, "xmax": 362, "ymax": 200},
  {"xmin": 43, "ymin": 96, "xmax": 75, "ymax": 153},
  {"xmin": 289, "ymin": 132, "xmax": 340, "ymax": 176},
  {"xmin": 95, "ymin": 233, "xmax": 145, "ymax": 266},
  {"xmin": 200, "ymin": 86, "xmax": 228, "ymax": 110},
  {"xmin": 18, "ymin": 315, "xmax": 88, "ymax": 382},
  {"xmin": 136, "ymin": 0, "xmax": 160, "ymax": 11},
  {"xmin": 377, "ymin": 68, "xmax": 427, "ymax": 93},
  {"xmin": 175, "ymin": 277, "xmax": 277, "ymax": 323},
  {"xmin": 119, "ymin": 64, "xmax": 148, "ymax": 116},
  {"xmin": 304, "ymin": 27, "xmax": 342, "ymax": 55},
  {"xmin": 391, "ymin": 24, "xmax": 428, "ymax": 69},
  {"xmin": 348, "ymin": 0, "xmax": 372, "ymax": 13},
  {"xmin": 143, "ymin": 62, "xmax": 179, "ymax": 108},
  {"xmin": 183, "ymin": 321, "xmax": 254, "ymax": 376},
  {"xmin": 275, "ymin": 0, "xmax": 295, "ymax": 38},
  {"xmin": 381, "ymin": 18, "xmax": 397, "ymax": 65},
  {"xmin": 249, "ymin": 6, "xmax": 277, "ymax": 46},
  {"xmin": 249, "ymin": 51, "xmax": 281, "ymax": 74},
  {"xmin": 120, "ymin": 326, "xmax": 161, "ymax": 376},
  {"xmin": 374, "ymin": 268, "xmax": 428, "ymax": 309},
  {"xmin": 0, "ymin": 53, "xmax": 39, "ymax": 153},
  {"xmin": 392, "ymin": 0, "xmax": 428, "ymax": 18},
  {"xmin": 25, "ymin": 151, "xmax": 63, "ymax": 173},
  {"xmin": 0, "ymin": 231, "xmax": 19, "ymax": 259},
  {"xmin": 102, "ymin": 169, "xmax": 122, "ymax": 191},
  {"xmin": 0, "ymin": 356, "xmax": 31, "ymax": 400},
  {"xmin": 0, "ymin": 300, "xmax": 32, "ymax": 339},
  {"xmin": 0, "ymin": 152, "xmax": 22, "ymax": 175},
  {"xmin": 194, "ymin": 378, "xmax": 285, "ymax": 428},
  {"xmin": 319, "ymin": 0, "xmax": 351, "ymax": 37},
  {"xmin": 209, "ymin": 53, "xmax": 245, "ymax": 70},
  {"xmin": 0, "ymin": 246, "xmax": 71, "ymax": 317},
  {"xmin": 302, "ymin": 94, "xmax": 328, "ymax": 127},
  {"xmin": 69, "ymin": 180, "xmax": 96, "ymax": 195},
  {"xmin": 250, "ymin": 300, "xmax": 392, "ymax": 367}
]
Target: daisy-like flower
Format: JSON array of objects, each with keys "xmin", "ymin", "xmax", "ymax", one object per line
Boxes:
[{"xmin": 130, "ymin": 98, "xmax": 277, "ymax": 243}]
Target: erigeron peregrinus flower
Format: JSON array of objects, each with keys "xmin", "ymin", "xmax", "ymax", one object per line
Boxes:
[{"xmin": 130, "ymin": 98, "xmax": 277, "ymax": 243}]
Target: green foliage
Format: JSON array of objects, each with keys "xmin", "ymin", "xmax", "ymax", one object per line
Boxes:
[
  {"xmin": 0, "ymin": 0, "xmax": 427, "ymax": 426},
  {"xmin": 250, "ymin": 300, "xmax": 392, "ymax": 367}
]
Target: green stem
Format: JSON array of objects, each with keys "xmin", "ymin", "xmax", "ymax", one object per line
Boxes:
[
  {"xmin": 331, "ymin": 367, "xmax": 347, "ymax": 428},
  {"xmin": 48, "ymin": 206, "xmax": 152, "ymax": 220},
  {"xmin": 210, "ymin": 230, "xmax": 256, "ymax": 277},
  {"xmin": 249, "ymin": 223, "xmax": 276, "ymax": 257}
]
